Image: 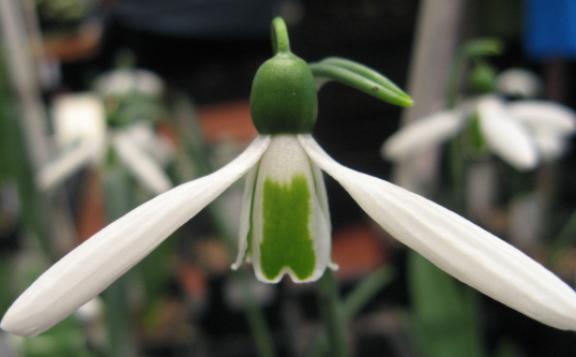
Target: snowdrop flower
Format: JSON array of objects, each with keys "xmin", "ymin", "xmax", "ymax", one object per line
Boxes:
[
  {"xmin": 38, "ymin": 93, "xmax": 172, "ymax": 195},
  {"xmin": 4, "ymin": 18, "xmax": 576, "ymax": 337},
  {"xmin": 95, "ymin": 69, "xmax": 163, "ymax": 98},
  {"xmin": 383, "ymin": 96, "xmax": 539, "ymax": 170}
]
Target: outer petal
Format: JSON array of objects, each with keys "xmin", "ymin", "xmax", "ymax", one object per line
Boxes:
[
  {"xmin": 299, "ymin": 135, "xmax": 576, "ymax": 331},
  {"xmin": 508, "ymin": 101, "xmax": 576, "ymax": 136},
  {"xmin": 477, "ymin": 97, "xmax": 538, "ymax": 170},
  {"xmin": 37, "ymin": 140, "xmax": 99, "ymax": 191},
  {"xmin": 382, "ymin": 110, "xmax": 463, "ymax": 161},
  {"xmin": 232, "ymin": 165, "xmax": 259, "ymax": 269},
  {"xmin": 112, "ymin": 130, "xmax": 172, "ymax": 195},
  {"xmin": 1, "ymin": 136, "xmax": 270, "ymax": 336}
]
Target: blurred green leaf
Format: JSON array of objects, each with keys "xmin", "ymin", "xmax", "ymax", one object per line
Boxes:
[
  {"xmin": 310, "ymin": 267, "xmax": 394, "ymax": 357},
  {"xmin": 102, "ymin": 162, "xmax": 137, "ymax": 357},
  {"xmin": 409, "ymin": 252, "xmax": 484, "ymax": 357},
  {"xmin": 494, "ymin": 339, "xmax": 521, "ymax": 357},
  {"xmin": 343, "ymin": 266, "xmax": 393, "ymax": 319},
  {"xmin": 462, "ymin": 38, "xmax": 503, "ymax": 58},
  {"xmin": 23, "ymin": 317, "xmax": 93, "ymax": 357}
]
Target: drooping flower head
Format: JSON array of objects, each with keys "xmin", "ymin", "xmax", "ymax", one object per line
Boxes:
[
  {"xmin": 383, "ymin": 61, "xmax": 576, "ymax": 169},
  {"xmin": 3, "ymin": 18, "xmax": 576, "ymax": 338}
]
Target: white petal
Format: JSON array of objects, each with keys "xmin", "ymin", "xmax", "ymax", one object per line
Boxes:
[
  {"xmin": 496, "ymin": 68, "xmax": 541, "ymax": 98},
  {"xmin": 382, "ymin": 110, "xmax": 463, "ymax": 161},
  {"xmin": 1, "ymin": 136, "xmax": 270, "ymax": 336},
  {"xmin": 533, "ymin": 133, "xmax": 568, "ymax": 161},
  {"xmin": 96, "ymin": 69, "xmax": 163, "ymax": 97},
  {"xmin": 232, "ymin": 165, "xmax": 259, "ymax": 269},
  {"xmin": 37, "ymin": 140, "xmax": 99, "ymax": 191},
  {"xmin": 112, "ymin": 131, "xmax": 172, "ymax": 195},
  {"xmin": 251, "ymin": 136, "xmax": 331, "ymax": 283},
  {"xmin": 123, "ymin": 123, "xmax": 174, "ymax": 165},
  {"xmin": 477, "ymin": 97, "xmax": 538, "ymax": 170},
  {"xmin": 299, "ymin": 134, "xmax": 576, "ymax": 331},
  {"xmin": 311, "ymin": 164, "xmax": 338, "ymax": 270},
  {"xmin": 508, "ymin": 101, "xmax": 576, "ymax": 136},
  {"xmin": 53, "ymin": 94, "xmax": 106, "ymax": 152}
]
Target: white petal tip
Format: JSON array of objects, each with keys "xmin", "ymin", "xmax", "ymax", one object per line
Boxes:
[
  {"xmin": 1, "ymin": 311, "xmax": 39, "ymax": 337},
  {"xmin": 512, "ymin": 156, "xmax": 538, "ymax": 171}
]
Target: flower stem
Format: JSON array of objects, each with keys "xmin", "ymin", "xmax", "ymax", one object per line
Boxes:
[
  {"xmin": 309, "ymin": 267, "xmax": 392, "ymax": 356},
  {"xmin": 235, "ymin": 270, "xmax": 276, "ymax": 357},
  {"xmin": 318, "ymin": 271, "xmax": 349, "ymax": 357},
  {"xmin": 271, "ymin": 17, "xmax": 290, "ymax": 54}
]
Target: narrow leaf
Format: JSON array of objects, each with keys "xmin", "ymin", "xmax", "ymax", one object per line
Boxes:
[{"xmin": 310, "ymin": 58, "xmax": 413, "ymax": 107}]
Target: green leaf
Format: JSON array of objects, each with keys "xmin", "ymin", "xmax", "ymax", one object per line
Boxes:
[
  {"xmin": 461, "ymin": 38, "xmax": 503, "ymax": 58},
  {"xmin": 310, "ymin": 57, "xmax": 413, "ymax": 107},
  {"xmin": 409, "ymin": 252, "xmax": 484, "ymax": 357},
  {"xmin": 343, "ymin": 266, "xmax": 393, "ymax": 319},
  {"xmin": 23, "ymin": 317, "xmax": 93, "ymax": 357}
]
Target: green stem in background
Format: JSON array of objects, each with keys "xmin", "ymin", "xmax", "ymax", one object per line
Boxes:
[
  {"xmin": 446, "ymin": 49, "xmax": 469, "ymax": 109},
  {"xmin": 446, "ymin": 38, "xmax": 502, "ymax": 108},
  {"xmin": 102, "ymin": 160, "xmax": 137, "ymax": 357},
  {"xmin": 309, "ymin": 267, "xmax": 393, "ymax": 356},
  {"xmin": 406, "ymin": 38, "xmax": 500, "ymax": 357},
  {"xmin": 448, "ymin": 133, "xmax": 467, "ymax": 213},
  {"xmin": 235, "ymin": 270, "xmax": 276, "ymax": 357},
  {"xmin": 409, "ymin": 252, "xmax": 483, "ymax": 357},
  {"xmin": 445, "ymin": 38, "xmax": 500, "ymax": 212},
  {"xmin": 548, "ymin": 211, "xmax": 576, "ymax": 265},
  {"xmin": 173, "ymin": 97, "xmax": 276, "ymax": 357},
  {"xmin": 0, "ymin": 50, "xmax": 55, "ymax": 262},
  {"xmin": 317, "ymin": 271, "xmax": 349, "ymax": 357},
  {"xmin": 343, "ymin": 267, "xmax": 392, "ymax": 320}
]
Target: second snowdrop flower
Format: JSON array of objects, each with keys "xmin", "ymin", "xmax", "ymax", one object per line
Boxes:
[
  {"xmin": 38, "ymin": 93, "xmax": 172, "ymax": 195},
  {"xmin": 383, "ymin": 95, "xmax": 576, "ymax": 169}
]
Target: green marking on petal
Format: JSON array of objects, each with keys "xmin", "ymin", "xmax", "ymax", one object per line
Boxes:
[{"xmin": 260, "ymin": 175, "xmax": 316, "ymax": 280}]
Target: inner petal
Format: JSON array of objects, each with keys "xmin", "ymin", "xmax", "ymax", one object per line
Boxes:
[
  {"xmin": 251, "ymin": 135, "xmax": 330, "ymax": 283},
  {"xmin": 260, "ymin": 175, "xmax": 315, "ymax": 280}
]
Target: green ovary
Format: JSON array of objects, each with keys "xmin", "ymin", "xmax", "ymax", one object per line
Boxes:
[{"xmin": 260, "ymin": 175, "xmax": 316, "ymax": 280}]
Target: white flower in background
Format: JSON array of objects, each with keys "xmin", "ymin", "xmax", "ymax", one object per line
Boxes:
[
  {"xmin": 508, "ymin": 101, "xmax": 576, "ymax": 161},
  {"xmin": 496, "ymin": 68, "xmax": 541, "ymax": 98},
  {"xmin": 95, "ymin": 69, "xmax": 163, "ymax": 97},
  {"xmin": 37, "ymin": 94, "xmax": 172, "ymax": 194},
  {"xmin": 383, "ymin": 95, "xmax": 576, "ymax": 170},
  {"xmin": 4, "ymin": 134, "xmax": 576, "ymax": 336}
]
